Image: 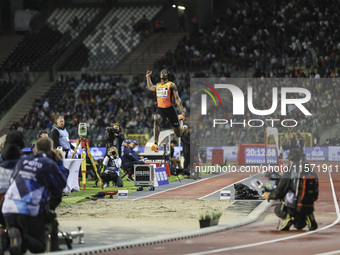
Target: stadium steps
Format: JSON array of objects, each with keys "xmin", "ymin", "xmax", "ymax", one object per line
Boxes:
[
  {"xmin": 2, "ymin": 81, "xmax": 54, "ymax": 131},
  {"xmin": 113, "ymin": 32, "xmax": 188, "ymax": 75},
  {"xmin": 0, "ymin": 35, "xmax": 24, "ymax": 65}
]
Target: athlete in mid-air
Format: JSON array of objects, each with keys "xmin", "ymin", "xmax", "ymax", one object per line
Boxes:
[{"xmin": 146, "ymin": 69, "xmax": 185, "ymax": 152}]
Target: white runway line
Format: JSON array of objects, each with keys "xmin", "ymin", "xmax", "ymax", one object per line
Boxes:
[
  {"xmin": 187, "ymin": 167, "xmax": 340, "ymax": 255},
  {"xmin": 198, "ymin": 173, "xmax": 257, "ymax": 200},
  {"xmin": 133, "ymin": 172, "xmax": 230, "ymax": 200},
  {"xmin": 317, "ymin": 250, "xmax": 340, "ymax": 255}
]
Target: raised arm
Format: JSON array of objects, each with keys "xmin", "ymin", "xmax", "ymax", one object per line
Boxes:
[
  {"xmin": 170, "ymin": 83, "xmax": 185, "ymax": 119},
  {"xmin": 146, "ymin": 70, "xmax": 157, "ymax": 91}
]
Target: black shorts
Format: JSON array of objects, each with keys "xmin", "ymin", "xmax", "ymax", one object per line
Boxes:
[{"xmin": 155, "ymin": 106, "xmax": 179, "ymax": 127}]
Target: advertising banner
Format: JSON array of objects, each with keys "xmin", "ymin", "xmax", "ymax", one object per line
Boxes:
[
  {"xmin": 329, "ymin": 146, "xmax": 340, "ymax": 161},
  {"xmin": 305, "ymin": 147, "xmax": 328, "ymax": 161},
  {"xmin": 154, "ymin": 167, "xmax": 169, "ymax": 186}
]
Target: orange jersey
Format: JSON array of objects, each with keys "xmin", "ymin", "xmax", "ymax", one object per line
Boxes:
[{"xmin": 156, "ymin": 81, "xmax": 173, "ymax": 108}]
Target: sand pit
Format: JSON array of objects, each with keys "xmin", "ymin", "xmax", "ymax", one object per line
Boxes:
[{"xmin": 56, "ymin": 199, "xmax": 232, "ymax": 238}]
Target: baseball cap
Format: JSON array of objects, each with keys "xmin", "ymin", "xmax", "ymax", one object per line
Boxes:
[
  {"xmin": 124, "ymin": 139, "xmax": 131, "ymax": 144},
  {"xmin": 131, "ymin": 140, "xmax": 138, "ymax": 145}
]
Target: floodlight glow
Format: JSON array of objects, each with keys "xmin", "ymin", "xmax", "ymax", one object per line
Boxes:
[
  {"xmin": 178, "ymin": 6, "xmax": 186, "ymax": 10},
  {"xmin": 172, "ymin": 4, "xmax": 177, "ymax": 8}
]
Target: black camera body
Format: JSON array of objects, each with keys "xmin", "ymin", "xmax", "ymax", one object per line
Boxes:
[
  {"xmin": 108, "ymin": 146, "xmax": 117, "ymax": 157},
  {"xmin": 105, "ymin": 127, "xmax": 119, "ymax": 142}
]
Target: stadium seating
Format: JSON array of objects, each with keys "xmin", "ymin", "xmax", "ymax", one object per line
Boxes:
[
  {"xmin": 46, "ymin": 7, "xmax": 100, "ymax": 40},
  {"xmin": 1, "ymin": 7, "xmax": 100, "ymax": 73},
  {"xmin": 1, "ymin": 26, "xmax": 63, "ymax": 72},
  {"xmin": 0, "ymin": 80, "xmax": 28, "ymax": 118},
  {"xmin": 61, "ymin": 5, "xmax": 162, "ymax": 71},
  {"xmin": 3, "ymin": 0, "xmax": 340, "ymax": 149}
]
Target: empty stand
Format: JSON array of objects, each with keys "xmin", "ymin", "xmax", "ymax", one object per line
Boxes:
[
  {"xmin": 61, "ymin": 5, "xmax": 162, "ymax": 71},
  {"xmin": 1, "ymin": 26, "xmax": 63, "ymax": 72},
  {"xmin": 46, "ymin": 7, "xmax": 100, "ymax": 40}
]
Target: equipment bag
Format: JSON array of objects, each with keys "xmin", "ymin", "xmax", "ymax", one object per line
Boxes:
[
  {"xmin": 274, "ymin": 202, "xmax": 287, "ymax": 219},
  {"xmin": 296, "ymin": 172, "xmax": 318, "ymax": 212}
]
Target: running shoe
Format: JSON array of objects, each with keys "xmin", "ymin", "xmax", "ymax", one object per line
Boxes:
[
  {"xmin": 179, "ymin": 115, "xmax": 184, "ymax": 131},
  {"xmin": 151, "ymin": 143, "xmax": 159, "ymax": 152},
  {"xmin": 306, "ymin": 214, "xmax": 318, "ymax": 231},
  {"xmin": 280, "ymin": 214, "xmax": 293, "ymax": 231}
]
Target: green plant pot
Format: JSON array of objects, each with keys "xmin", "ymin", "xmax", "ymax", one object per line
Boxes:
[{"xmin": 199, "ymin": 219, "xmax": 219, "ymax": 228}]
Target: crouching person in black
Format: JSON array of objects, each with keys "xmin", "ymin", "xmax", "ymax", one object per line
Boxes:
[
  {"xmin": 100, "ymin": 146, "xmax": 123, "ymax": 187},
  {"xmin": 1, "ymin": 137, "xmax": 67, "ymax": 254},
  {"xmin": 263, "ymin": 148, "xmax": 318, "ymax": 231}
]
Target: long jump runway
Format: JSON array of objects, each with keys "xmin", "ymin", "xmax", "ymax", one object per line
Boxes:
[{"xmin": 106, "ymin": 168, "xmax": 340, "ymax": 255}]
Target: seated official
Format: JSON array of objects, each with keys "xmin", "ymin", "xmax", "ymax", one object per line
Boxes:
[
  {"xmin": 121, "ymin": 140, "xmax": 144, "ymax": 181},
  {"xmin": 100, "ymin": 147, "xmax": 123, "ymax": 187},
  {"xmin": 129, "ymin": 140, "xmax": 143, "ymax": 160}
]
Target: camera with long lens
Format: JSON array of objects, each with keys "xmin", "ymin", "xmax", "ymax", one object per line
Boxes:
[
  {"xmin": 78, "ymin": 123, "xmax": 87, "ymax": 138},
  {"xmin": 105, "ymin": 126, "xmax": 119, "ymax": 143}
]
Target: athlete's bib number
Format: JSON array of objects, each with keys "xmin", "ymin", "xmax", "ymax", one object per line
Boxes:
[{"xmin": 157, "ymin": 87, "xmax": 168, "ymax": 98}]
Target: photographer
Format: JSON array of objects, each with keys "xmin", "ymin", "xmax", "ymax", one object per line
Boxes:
[
  {"xmin": 1, "ymin": 137, "xmax": 67, "ymax": 254},
  {"xmin": 105, "ymin": 123, "xmax": 125, "ymax": 157},
  {"xmin": 100, "ymin": 146, "xmax": 123, "ymax": 187},
  {"xmin": 0, "ymin": 131, "xmax": 25, "ymax": 228},
  {"xmin": 282, "ymin": 132, "xmax": 297, "ymax": 151},
  {"xmin": 263, "ymin": 149, "xmax": 318, "ymax": 231}
]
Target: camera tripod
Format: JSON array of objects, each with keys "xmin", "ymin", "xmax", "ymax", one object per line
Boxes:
[{"xmin": 71, "ymin": 138, "xmax": 103, "ymax": 189}]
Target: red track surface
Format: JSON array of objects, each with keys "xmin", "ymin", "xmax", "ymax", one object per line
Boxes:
[
  {"xmin": 142, "ymin": 172, "xmax": 250, "ymax": 200},
  {"xmin": 104, "ymin": 166, "xmax": 340, "ymax": 255}
]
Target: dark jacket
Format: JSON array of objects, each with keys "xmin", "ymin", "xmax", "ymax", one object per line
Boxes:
[
  {"xmin": 121, "ymin": 146, "xmax": 140, "ymax": 166},
  {"xmin": 105, "ymin": 132, "xmax": 124, "ymax": 157},
  {"xmin": 2, "ymin": 152, "xmax": 67, "ymax": 217},
  {"xmin": 181, "ymin": 131, "xmax": 190, "ymax": 153},
  {"xmin": 268, "ymin": 169, "xmax": 294, "ymax": 201}
]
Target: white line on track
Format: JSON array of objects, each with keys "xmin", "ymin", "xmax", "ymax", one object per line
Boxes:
[
  {"xmin": 317, "ymin": 250, "xmax": 340, "ymax": 255},
  {"xmin": 187, "ymin": 167, "xmax": 340, "ymax": 255},
  {"xmin": 133, "ymin": 172, "xmax": 230, "ymax": 200},
  {"xmin": 198, "ymin": 173, "xmax": 258, "ymax": 200}
]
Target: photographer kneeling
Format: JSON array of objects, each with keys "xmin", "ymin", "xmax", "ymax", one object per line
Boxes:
[
  {"xmin": 263, "ymin": 149, "xmax": 318, "ymax": 231},
  {"xmin": 105, "ymin": 123, "xmax": 125, "ymax": 157},
  {"xmin": 100, "ymin": 146, "xmax": 123, "ymax": 187}
]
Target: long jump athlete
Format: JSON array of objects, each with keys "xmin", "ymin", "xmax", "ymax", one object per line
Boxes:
[{"xmin": 146, "ymin": 69, "xmax": 185, "ymax": 152}]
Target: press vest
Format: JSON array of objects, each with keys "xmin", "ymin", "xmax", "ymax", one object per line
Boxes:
[
  {"xmin": 156, "ymin": 81, "xmax": 173, "ymax": 108},
  {"xmin": 54, "ymin": 127, "xmax": 71, "ymax": 150}
]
